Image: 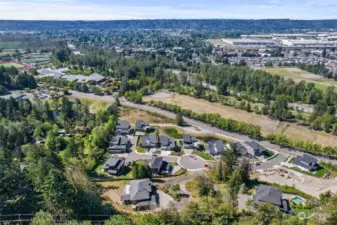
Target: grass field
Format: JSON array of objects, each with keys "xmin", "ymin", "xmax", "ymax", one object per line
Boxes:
[
  {"xmin": 145, "ymin": 92, "xmax": 337, "ymax": 148},
  {"xmin": 0, "ymin": 41, "xmax": 20, "ymax": 49},
  {"xmin": 281, "ymin": 125, "xmax": 337, "ymax": 147},
  {"xmin": 144, "ymin": 93, "xmax": 279, "ymax": 135},
  {"xmin": 120, "ymin": 106, "xmax": 175, "ymax": 125},
  {"xmin": 262, "ymin": 67, "xmax": 337, "ymax": 91},
  {"xmin": 0, "ymin": 62, "xmax": 24, "ymax": 69}
]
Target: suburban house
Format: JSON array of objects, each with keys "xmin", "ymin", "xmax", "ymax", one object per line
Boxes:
[
  {"xmin": 159, "ymin": 136, "xmax": 178, "ymax": 151},
  {"xmin": 253, "ymin": 185, "xmax": 292, "ymax": 214},
  {"xmin": 141, "ymin": 134, "xmax": 159, "ymax": 149},
  {"xmin": 107, "ymin": 135, "xmax": 129, "ymax": 153},
  {"xmin": 116, "ymin": 120, "xmax": 131, "ymax": 135},
  {"xmin": 135, "ymin": 120, "xmax": 150, "ymax": 132},
  {"xmin": 102, "ymin": 158, "xmax": 125, "ymax": 175},
  {"xmin": 236, "ymin": 141, "xmax": 264, "ymax": 157},
  {"xmin": 148, "ymin": 157, "xmax": 171, "ymax": 175},
  {"xmin": 206, "ymin": 140, "xmax": 225, "ymax": 156},
  {"xmin": 182, "ymin": 135, "xmax": 200, "ymax": 149},
  {"xmin": 293, "ymin": 154, "xmax": 318, "ymax": 172},
  {"xmin": 120, "ymin": 179, "xmax": 157, "ymax": 211}
]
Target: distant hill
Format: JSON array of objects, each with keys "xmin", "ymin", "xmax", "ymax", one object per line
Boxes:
[{"xmin": 1, "ymin": 19, "xmax": 337, "ymax": 33}]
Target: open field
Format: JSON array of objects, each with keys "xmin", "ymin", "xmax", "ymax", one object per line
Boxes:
[
  {"xmin": 262, "ymin": 67, "xmax": 337, "ymax": 91},
  {"xmin": 120, "ymin": 106, "xmax": 175, "ymax": 125},
  {"xmin": 208, "ymin": 39, "xmax": 226, "ymax": 46},
  {"xmin": 144, "ymin": 93, "xmax": 279, "ymax": 135},
  {"xmin": 281, "ymin": 125, "xmax": 337, "ymax": 148},
  {"xmin": 0, "ymin": 41, "xmax": 20, "ymax": 49},
  {"xmin": 0, "ymin": 62, "xmax": 24, "ymax": 69}
]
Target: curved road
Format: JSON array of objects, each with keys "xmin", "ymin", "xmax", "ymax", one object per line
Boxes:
[{"xmin": 69, "ymin": 90, "xmax": 337, "ymax": 165}]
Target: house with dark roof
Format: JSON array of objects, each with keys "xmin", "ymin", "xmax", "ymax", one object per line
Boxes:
[
  {"xmin": 148, "ymin": 157, "xmax": 171, "ymax": 175},
  {"xmin": 107, "ymin": 135, "xmax": 129, "ymax": 153},
  {"xmin": 116, "ymin": 120, "xmax": 131, "ymax": 135},
  {"xmin": 120, "ymin": 179, "xmax": 157, "ymax": 211},
  {"xmin": 236, "ymin": 141, "xmax": 264, "ymax": 157},
  {"xmin": 253, "ymin": 185, "xmax": 292, "ymax": 214},
  {"xmin": 135, "ymin": 120, "xmax": 150, "ymax": 132},
  {"xmin": 293, "ymin": 154, "xmax": 318, "ymax": 172},
  {"xmin": 102, "ymin": 158, "xmax": 125, "ymax": 176},
  {"xmin": 141, "ymin": 134, "xmax": 159, "ymax": 149},
  {"xmin": 206, "ymin": 140, "xmax": 225, "ymax": 156},
  {"xmin": 160, "ymin": 136, "xmax": 177, "ymax": 151},
  {"xmin": 182, "ymin": 135, "xmax": 200, "ymax": 149}
]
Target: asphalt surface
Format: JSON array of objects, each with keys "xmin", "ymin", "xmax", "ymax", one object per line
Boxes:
[{"xmin": 119, "ymin": 97, "xmax": 337, "ymax": 165}]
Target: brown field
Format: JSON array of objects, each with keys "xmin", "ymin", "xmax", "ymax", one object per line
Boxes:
[
  {"xmin": 144, "ymin": 92, "xmax": 337, "ymax": 147},
  {"xmin": 261, "ymin": 67, "xmax": 337, "ymax": 91},
  {"xmin": 143, "ymin": 93, "xmax": 279, "ymax": 135},
  {"xmin": 120, "ymin": 106, "xmax": 175, "ymax": 125},
  {"xmin": 282, "ymin": 125, "xmax": 337, "ymax": 148},
  {"xmin": 207, "ymin": 39, "xmax": 226, "ymax": 46}
]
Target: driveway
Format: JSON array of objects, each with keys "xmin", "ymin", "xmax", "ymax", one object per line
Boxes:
[
  {"xmin": 157, "ymin": 191, "xmax": 174, "ymax": 209},
  {"xmin": 178, "ymin": 155, "xmax": 206, "ymax": 171},
  {"xmin": 252, "ymin": 154, "xmax": 286, "ymax": 171}
]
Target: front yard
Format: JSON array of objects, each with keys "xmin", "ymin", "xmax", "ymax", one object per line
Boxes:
[{"xmin": 195, "ymin": 151, "xmax": 214, "ymax": 161}]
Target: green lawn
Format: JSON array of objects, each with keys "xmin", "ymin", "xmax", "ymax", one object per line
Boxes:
[
  {"xmin": 262, "ymin": 150, "xmax": 274, "ymax": 158},
  {"xmin": 136, "ymin": 146, "xmax": 147, "ymax": 153},
  {"xmin": 289, "ymin": 165, "xmax": 326, "ymax": 178},
  {"xmin": 163, "ymin": 127, "xmax": 183, "ymax": 139},
  {"xmin": 293, "ymin": 207, "xmax": 315, "ymax": 216},
  {"xmin": 195, "ymin": 151, "xmax": 214, "ymax": 161},
  {"xmin": 0, "ymin": 41, "xmax": 20, "ymax": 49},
  {"xmin": 0, "ymin": 62, "xmax": 24, "ymax": 69}
]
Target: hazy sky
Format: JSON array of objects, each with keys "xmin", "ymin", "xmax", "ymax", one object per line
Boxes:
[{"xmin": 1, "ymin": 0, "xmax": 337, "ymax": 20}]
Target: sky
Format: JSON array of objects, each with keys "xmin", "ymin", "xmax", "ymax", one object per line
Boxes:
[{"xmin": 1, "ymin": 0, "xmax": 337, "ymax": 20}]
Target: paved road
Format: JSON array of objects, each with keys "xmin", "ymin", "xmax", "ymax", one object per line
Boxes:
[
  {"xmin": 119, "ymin": 97, "xmax": 337, "ymax": 165},
  {"xmin": 69, "ymin": 90, "xmax": 337, "ymax": 165}
]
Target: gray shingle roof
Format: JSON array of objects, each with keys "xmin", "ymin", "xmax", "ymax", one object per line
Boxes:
[
  {"xmin": 116, "ymin": 120, "xmax": 131, "ymax": 129},
  {"xmin": 293, "ymin": 154, "xmax": 318, "ymax": 171},
  {"xmin": 253, "ymin": 185, "xmax": 282, "ymax": 206},
  {"xmin": 207, "ymin": 140, "xmax": 225, "ymax": 155},
  {"xmin": 102, "ymin": 158, "xmax": 124, "ymax": 171},
  {"xmin": 129, "ymin": 179, "xmax": 152, "ymax": 201},
  {"xmin": 110, "ymin": 135, "xmax": 128, "ymax": 146}
]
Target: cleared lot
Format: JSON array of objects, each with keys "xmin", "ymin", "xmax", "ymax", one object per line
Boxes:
[
  {"xmin": 144, "ymin": 93, "xmax": 279, "ymax": 135},
  {"xmin": 262, "ymin": 67, "xmax": 337, "ymax": 90},
  {"xmin": 282, "ymin": 125, "xmax": 337, "ymax": 148}
]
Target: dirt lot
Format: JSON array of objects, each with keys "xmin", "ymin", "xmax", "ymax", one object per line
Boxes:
[
  {"xmin": 262, "ymin": 67, "xmax": 337, "ymax": 90},
  {"xmin": 120, "ymin": 107, "xmax": 175, "ymax": 125},
  {"xmin": 282, "ymin": 125, "xmax": 337, "ymax": 148},
  {"xmin": 100, "ymin": 181, "xmax": 133, "ymax": 212},
  {"xmin": 144, "ymin": 93, "xmax": 279, "ymax": 135}
]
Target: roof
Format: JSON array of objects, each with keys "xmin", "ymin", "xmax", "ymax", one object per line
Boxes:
[
  {"xmin": 135, "ymin": 120, "xmax": 149, "ymax": 130},
  {"xmin": 160, "ymin": 136, "xmax": 169, "ymax": 146},
  {"xmin": 116, "ymin": 120, "xmax": 130, "ymax": 129},
  {"xmin": 254, "ymin": 185, "xmax": 282, "ymax": 206},
  {"xmin": 129, "ymin": 179, "xmax": 152, "ymax": 201},
  {"xmin": 183, "ymin": 135, "xmax": 196, "ymax": 143},
  {"xmin": 246, "ymin": 141, "xmax": 265, "ymax": 151},
  {"xmin": 110, "ymin": 136, "xmax": 128, "ymax": 146},
  {"xmin": 149, "ymin": 157, "xmax": 163, "ymax": 170},
  {"xmin": 102, "ymin": 158, "xmax": 124, "ymax": 170},
  {"xmin": 293, "ymin": 154, "xmax": 318, "ymax": 171},
  {"xmin": 141, "ymin": 134, "xmax": 158, "ymax": 147},
  {"xmin": 207, "ymin": 140, "xmax": 225, "ymax": 155}
]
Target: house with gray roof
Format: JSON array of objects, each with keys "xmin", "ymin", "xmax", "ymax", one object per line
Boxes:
[
  {"xmin": 236, "ymin": 141, "xmax": 264, "ymax": 157},
  {"xmin": 135, "ymin": 120, "xmax": 150, "ymax": 132},
  {"xmin": 293, "ymin": 154, "xmax": 318, "ymax": 172},
  {"xmin": 148, "ymin": 157, "xmax": 171, "ymax": 175},
  {"xmin": 206, "ymin": 140, "xmax": 225, "ymax": 156},
  {"xmin": 141, "ymin": 134, "xmax": 159, "ymax": 149},
  {"xmin": 116, "ymin": 120, "xmax": 131, "ymax": 135},
  {"xmin": 120, "ymin": 179, "xmax": 156, "ymax": 211},
  {"xmin": 253, "ymin": 185, "xmax": 292, "ymax": 214},
  {"xmin": 107, "ymin": 135, "xmax": 129, "ymax": 153},
  {"xmin": 182, "ymin": 135, "xmax": 200, "ymax": 149},
  {"xmin": 159, "ymin": 136, "xmax": 177, "ymax": 151},
  {"xmin": 102, "ymin": 158, "xmax": 125, "ymax": 175}
]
